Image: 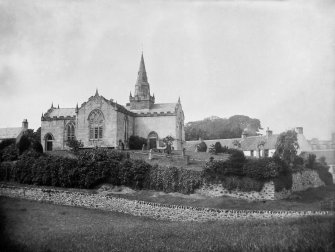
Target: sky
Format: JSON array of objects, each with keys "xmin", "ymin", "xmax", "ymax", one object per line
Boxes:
[{"xmin": 0, "ymin": 0, "xmax": 334, "ymax": 140}]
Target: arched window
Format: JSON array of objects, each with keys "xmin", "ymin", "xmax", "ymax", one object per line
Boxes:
[
  {"xmin": 44, "ymin": 133, "xmax": 54, "ymax": 151},
  {"xmin": 88, "ymin": 109, "xmax": 104, "ymax": 140},
  {"xmin": 66, "ymin": 122, "xmax": 75, "ymax": 141}
]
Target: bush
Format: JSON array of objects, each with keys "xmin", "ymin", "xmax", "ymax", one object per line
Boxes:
[
  {"xmin": 315, "ymin": 163, "xmax": 333, "ymax": 185},
  {"xmin": 0, "ymin": 139, "xmax": 15, "ymax": 151},
  {"xmin": 225, "ymin": 150, "xmax": 246, "ymax": 176},
  {"xmin": 16, "ymin": 134, "xmax": 31, "ymax": 155},
  {"xmin": 273, "ymin": 172, "xmax": 293, "ymax": 192},
  {"xmin": 146, "ymin": 165, "xmax": 203, "ymax": 194},
  {"xmin": 196, "ymin": 142, "xmax": 207, "ymax": 152},
  {"xmin": 66, "ymin": 139, "xmax": 83, "ymax": 154},
  {"xmin": 32, "ymin": 141, "xmax": 43, "ymax": 154},
  {"xmin": 243, "ymin": 158, "xmax": 280, "ymax": 180},
  {"xmin": 209, "ymin": 142, "xmax": 223, "ymax": 155},
  {"xmin": 129, "ymin": 135, "xmax": 147, "ymax": 150},
  {"xmin": 0, "ymin": 143, "xmax": 18, "ymax": 162}
]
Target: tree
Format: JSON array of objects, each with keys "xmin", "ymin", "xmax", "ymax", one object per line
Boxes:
[
  {"xmin": 185, "ymin": 115, "xmax": 262, "ymax": 141},
  {"xmin": 274, "ymin": 130, "xmax": 299, "ymax": 166},
  {"xmin": 209, "ymin": 142, "xmax": 223, "ymax": 154},
  {"xmin": 163, "ymin": 135, "xmax": 174, "ymax": 155}
]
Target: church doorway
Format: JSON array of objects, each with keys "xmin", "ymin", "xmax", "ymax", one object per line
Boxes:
[
  {"xmin": 45, "ymin": 133, "xmax": 54, "ymax": 151},
  {"xmin": 148, "ymin": 131, "xmax": 158, "ymax": 149}
]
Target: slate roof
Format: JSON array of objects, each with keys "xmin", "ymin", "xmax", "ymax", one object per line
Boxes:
[
  {"xmin": 47, "ymin": 108, "xmax": 76, "ymax": 118},
  {"xmin": 185, "ymin": 135, "xmax": 279, "ymax": 152},
  {"xmin": 128, "ymin": 103, "xmax": 177, "ymax": 114},
  {"xmin": 311, "ymin": 149, "xmax": 335, "ymax": 165},
  {"xmin": 0, "ymin": 127, "xmax": 22, "ymax": 140}
]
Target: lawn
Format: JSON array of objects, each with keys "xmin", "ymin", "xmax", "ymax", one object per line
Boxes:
[{"xmin": 1, "ymin": 197, "xmax": 334, "ymax": 252}]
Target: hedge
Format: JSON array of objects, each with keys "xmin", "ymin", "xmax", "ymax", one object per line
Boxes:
[{"xmin": 0, "ymin": 149, "xmax": 203, "ymax": 194}]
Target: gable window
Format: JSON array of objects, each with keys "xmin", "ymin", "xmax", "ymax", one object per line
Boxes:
[
  {"xmin": 67, "ymin": 123, "xmax": 75, "ymax": 141},
  {"xmin": 88, "ymin": 110, "xmax": 104, "ymax": 140}
]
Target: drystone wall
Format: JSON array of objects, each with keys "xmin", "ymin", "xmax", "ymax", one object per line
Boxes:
[
  {"xmin": 197, "ymin": 182, "xmax": 276, "ymax": 201},
  {"xmin": 291, "ymin": 170, "xmax": 325, "ymax": 192},
  {"xmin": 198, "ymin": 170, "xmax": 326, "ymax": 201},
  {"xmin": 0, "ymin": 183, "xmax": 330, "ymax": 222}
]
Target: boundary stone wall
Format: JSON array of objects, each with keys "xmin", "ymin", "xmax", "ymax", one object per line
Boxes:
[
  {"xmin": 198, "ymin": 170, "xmax": 326, "ymax": 201},
  {"xmin": 0, "ymin": 183, "xmax": 330, "ymax": 222}
]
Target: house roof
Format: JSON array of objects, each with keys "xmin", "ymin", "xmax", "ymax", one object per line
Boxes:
[
  {"xmin": 0, "ymin": 127, "xmax": 22, "ymax": 140},
  {"xmin": 310, "ymin": 149, "xmax": 335, "ymax": 165},
  {"xmin": 185, "ymin": 135, "xmax": 279, "ymax": 152},
  {"xmin": 128, "ymin": 103, "xmax": 177, "ymax": 114}
]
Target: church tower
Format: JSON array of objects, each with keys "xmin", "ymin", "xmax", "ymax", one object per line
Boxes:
[{"xmin": 129, "ymin": 53, "xmax": 155, "ymax": 109}]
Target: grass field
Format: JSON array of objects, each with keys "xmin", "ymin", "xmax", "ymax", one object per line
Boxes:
[{"xmin": 0, "ymin": 197, "xmax": 334, "ymax": 252}]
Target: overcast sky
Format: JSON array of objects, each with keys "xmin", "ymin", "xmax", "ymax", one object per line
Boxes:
[{"xmin": 0, "ymin": 0, "xmax": 334, "ymax": 140}]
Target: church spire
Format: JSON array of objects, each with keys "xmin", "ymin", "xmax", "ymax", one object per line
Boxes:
[
  {"xmin": 136, "ymin": 52, "xmax": 148, "ymax": 84},
  {"xmin": 95, "ymin": 88, "xmax": 99, "ymax": 96}
]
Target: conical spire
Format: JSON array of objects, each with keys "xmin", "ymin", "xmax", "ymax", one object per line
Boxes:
[
  {"xmin": 137, "ymin": 53, "xmax": 148, "ymax": 84},
  {"xmin": 95, "ymin": 88, "xmax": 99, "ymax": 96}
]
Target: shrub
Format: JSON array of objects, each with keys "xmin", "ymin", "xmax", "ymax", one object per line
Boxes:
[
  {"xmin": 209, "ymin": 142, "xmax": 223, "ymax": 155},
  {"xmin": 273, "ymin": 172, "xmax": 293, "ymax": 192},
  {"xmin": 243, "ymin": 158, "xmax": 280, "ymax": 180},
  {"xmin": 203, "ymin": 160, "xmax": 229, "ymax": 182},
  {"xmin": 0, "ymin": 139, "xmax": 16, "ymax": 151},
  {"xmin": 225, "ymin": 150, "xmax": 246, "ymax": 176},
  {"xmin": 315, "ymin": 163, "xmax": 333, "ymax": 185},
  {"xmin": 16, "ymin": 134, "xmax": 31, "ymax": 155},
  {"xmin": 129, "ymin": 135, "xmax": 147, "ymax": 150},
  {"xmin": 66, "ymin": 139, "xmax": 83, "ymax": 154},
  {"xmin": 32, "ymin": 141, "xmax": 43, "ymax": 154},
  {"xmin": 0, "ymin": 143, "xmax": 18, "ymax": 162},
  {"xmin": 146, "ymin": 165, "xmax": 203, "ymax": 194},
  {"xmin": 196, "ymin": 142, "xmax": 207, "ymax": 152}
]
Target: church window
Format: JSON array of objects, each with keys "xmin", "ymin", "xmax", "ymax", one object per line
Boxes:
[
  {"xmin": 88, "ymin": 109, "xmax": 104, "ymax": 140},
  {"xmin": 67, "ymin": 123, "xmax": 75, "ymax": 141}
]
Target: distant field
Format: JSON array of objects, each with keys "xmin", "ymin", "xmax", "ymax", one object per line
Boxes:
[{"xmin": 1, "ymin": 197, "xmax": 334, "ymax": 252}]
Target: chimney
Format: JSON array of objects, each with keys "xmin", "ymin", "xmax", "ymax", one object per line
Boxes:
[
  {"xmin": 22, "ymin": 119, "xmax": 28, "ymax": 131},
  {"xmin": 266, "ymin": 127, "xmax": 273, "ymax": 137},
  {"xmin": 295, "ymin": 127, "xmax": 303, "ymax": 134}
]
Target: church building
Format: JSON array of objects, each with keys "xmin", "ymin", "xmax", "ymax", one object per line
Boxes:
[{"xmin": 41, "ymin": 54, "xmax": 185, "ymax": 151}]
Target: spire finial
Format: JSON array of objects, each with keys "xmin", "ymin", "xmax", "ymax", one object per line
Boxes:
[
  {"xmin": 95, "ymin": 88, "xmax": 99, "ymax": 96},
  {"xmin": 129, "ymin": 91, "xmax": 132, "ymax": 97},
  {"xmin": 57, "ymin": 104, "xmax": 59, "ymax": 109},
  {"xmin": 51, "ymin": 102, "xmax": 54, "ymax": 108},
  {"xmin": 75, "ymin": 102, "xmax": 79, "ymax": 113},
  {"xmin": 178, "ymin": 96, "xmax": 181, "ymax": 103}
]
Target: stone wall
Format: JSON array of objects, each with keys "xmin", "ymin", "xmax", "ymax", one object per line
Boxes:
[
  {"xmin": 0, "ymin": 183, "xmax": 330, "ymax": 222},
  {"xmin": 197, "ymin": 181, "xmax": 276, "ymax": 201},
  {"xmin": 291, "ymin": 170, "xmax": 325, "ymax": 191},
  {"xmin": 198, "ymin": 170, "xmax": 325, "ymax": 201}
]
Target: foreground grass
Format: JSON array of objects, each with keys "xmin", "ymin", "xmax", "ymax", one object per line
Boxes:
[{"xmin": 1, "ymin": 197, "xmax": 334, "ymax": 252}]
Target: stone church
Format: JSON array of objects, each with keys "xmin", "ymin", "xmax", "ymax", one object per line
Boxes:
[{"xmin": 41, "ymin": 54, "xmax": 185, "ymax": 151}]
